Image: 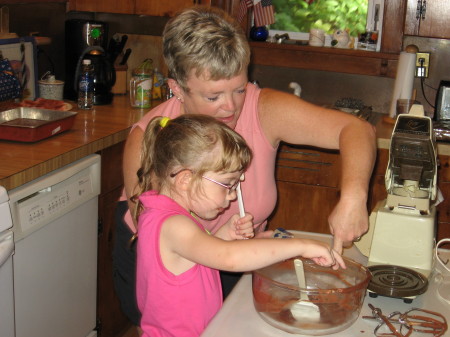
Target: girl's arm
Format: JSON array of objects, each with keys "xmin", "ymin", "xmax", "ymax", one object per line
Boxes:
[{"xmin": 160, "ymin": 214, "xmax": 344, "ymax": 275}]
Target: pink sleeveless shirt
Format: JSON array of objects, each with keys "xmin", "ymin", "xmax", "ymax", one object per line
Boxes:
[
  {"xmin": 120, "ymin": 83, "xmax": 278, "ymax": 234},
  {"xmin": 137, "ymin": 191, "xmax": 222, "ymax": 337}
]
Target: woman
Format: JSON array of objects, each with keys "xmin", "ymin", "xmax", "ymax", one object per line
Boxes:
[{"xmin": 113, "ymin": 5, "xmax": 376, "ymax": 328}]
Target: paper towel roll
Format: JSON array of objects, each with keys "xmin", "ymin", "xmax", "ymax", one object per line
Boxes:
[{"xmin": 389, "ymin": 52, "xmax": 416, "ymax": 118}]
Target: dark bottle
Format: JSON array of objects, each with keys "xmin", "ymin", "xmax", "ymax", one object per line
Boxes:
[{"xmin": 77, "ymin": 59, "xmax": 94, "ymax": 109}]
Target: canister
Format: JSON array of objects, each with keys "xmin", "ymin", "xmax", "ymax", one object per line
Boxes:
[{"xmin": 38, "ymin": 74, "xmax": 64, "ymax": 100}]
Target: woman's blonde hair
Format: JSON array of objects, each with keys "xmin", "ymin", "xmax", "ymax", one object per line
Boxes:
[
  {"xmin": 132, "ymin": 114, "xmax": 252, "ymax": 221},
  {"xmin": 163, "ymin": 5, "xmax": 251, "ymax": 91}
]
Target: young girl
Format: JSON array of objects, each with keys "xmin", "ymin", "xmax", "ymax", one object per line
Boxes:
[{"xmin": 133, "ymin": 114, "xmax": 345, "ymax": 337}]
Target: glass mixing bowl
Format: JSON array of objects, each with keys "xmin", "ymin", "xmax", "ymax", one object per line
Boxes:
[{"xmin": 252, "ymin": 256, "xmax": 371, "ymax": 335}]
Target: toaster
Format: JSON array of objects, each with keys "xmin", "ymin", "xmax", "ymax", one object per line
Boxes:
[{"xmin": 435, "ymin": 80, "xmax": 450, "ymax": 120}]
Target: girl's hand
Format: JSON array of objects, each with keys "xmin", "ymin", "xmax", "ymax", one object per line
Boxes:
[
  {"xmin": 234, "ymin": 213, "xmax": 255, "ymax": 239},
  {"xmin": 300, "ymin": 239, "xmax": 346, "ymax": 270}
]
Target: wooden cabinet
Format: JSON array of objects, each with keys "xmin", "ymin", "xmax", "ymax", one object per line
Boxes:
[
  {"xmin": 404, "ymin": 0, "xmax": 450, "ymax": 38},
  {"xmin": 68, "ymin": 0, "xmax": 211, "ymax": 16},
  {"xmin": 96, "ymin": 141, "xmax": 130, "ymax": 337},
  {"xmin": 267, "ymin": 144, "xmax": 341, "ymax": 234},
  {"xmin": 136, "ymin": 0, "xmax": 209, "ymax": 16},
  {"xmin": 68, "ymin": 0, "xmax": 135, "ymax": 14}
]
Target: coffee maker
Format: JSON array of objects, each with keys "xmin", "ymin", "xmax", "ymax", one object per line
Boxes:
[
  {"xmin": 64, "ymin": 19, "xmax": 115, "ymax": 104},
  {"xmin": 356, "ymin": 104, "xmax": 437, "ymax": 301}
]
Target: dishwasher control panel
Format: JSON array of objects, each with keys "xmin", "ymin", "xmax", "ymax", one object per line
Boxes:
[
  {"xmin": 8, "ymin": 155, "xmax": 101, "ymax": 242},
  {"xmin": 19, "ymin": 174, "xmax": 93, "ymax": 234}
]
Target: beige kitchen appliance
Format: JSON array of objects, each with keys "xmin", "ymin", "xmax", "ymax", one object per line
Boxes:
[
  {"xmin": 356, "ymin": 104, "xmax": 437, "ymax": 301},
  {"xmin": 435, "ymin": 80, "xmax": 450, "ymax": 120}
]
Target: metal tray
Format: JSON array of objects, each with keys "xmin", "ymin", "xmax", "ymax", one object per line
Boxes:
[{"xmin": 0, "ymin": 107, "xmax": 77, "ymax": 142}]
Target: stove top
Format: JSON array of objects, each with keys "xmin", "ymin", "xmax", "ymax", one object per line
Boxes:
[{"xmin": 367, "ymin": 265, "xmax": 429, "ymax": 303}]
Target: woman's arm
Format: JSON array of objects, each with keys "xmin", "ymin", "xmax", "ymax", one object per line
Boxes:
[
  {"xmin": 257, "ymin": 88, "xmax": 377, "ymax": 253},
  {"xmin": 122, "ymin": 126, "xmax": 145, "ymax": 226}
]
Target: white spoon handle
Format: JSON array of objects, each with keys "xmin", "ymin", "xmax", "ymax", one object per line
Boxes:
[{"xmin": 236, "ymin": 182, "xmax": 245, "ymax": 218}]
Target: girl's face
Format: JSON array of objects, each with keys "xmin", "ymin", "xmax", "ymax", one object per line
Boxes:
[
  {"xmin": 174, "ymin": 70, "xmax": 248, "ymax": 130},
  {"xmin": 189, "ymin": 171, "xmax": 242, "ymax": 220}
]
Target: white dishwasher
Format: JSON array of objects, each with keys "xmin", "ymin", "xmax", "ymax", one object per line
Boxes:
[{"xmin": 8, "ymin": 154, "xmax": 101, "ymax": 337}]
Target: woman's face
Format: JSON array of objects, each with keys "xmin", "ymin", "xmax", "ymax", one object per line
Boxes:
[{"xmin": 178, "ymin": 70, "xmax": 248, "ymax": 129}]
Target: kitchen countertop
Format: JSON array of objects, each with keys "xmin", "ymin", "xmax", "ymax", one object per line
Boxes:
[
  {"xmin": 201, "ymin": 231, "xmax": 450, "ymax": 337},
  {"xmin": 0, "ymin": 96, "xmax": 152, "ymax": 190},
  {"xmin": 1, "ymin": 95, "xmax": 450, "ymax": 191}
]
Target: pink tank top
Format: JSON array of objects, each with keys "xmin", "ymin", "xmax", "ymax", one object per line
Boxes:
[
  {"xmin": 120, "ymin": 83, "xmax": 278, "ymax": 233},
  {"xmin": 137, "ymin": 191, "xmax": 222, "ymax": 337}
]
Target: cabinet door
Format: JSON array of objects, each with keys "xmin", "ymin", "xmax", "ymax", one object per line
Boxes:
[
  {"xmin": 405, "ymin": 0, "xmax": 450, "ymax": 38},
  {"xmin": 136, "ymin": 0, "xmax": 210, "ymax": 16},
  {"xmin": 97, "ymin": 142, "xmax": 131, "ymax": 337},
  {"xmin": 267, "ymin": 145, "xmax": 341, "ymax": 234},
  {"xmin": 68, "ymin": 0, "xmax": 135, "ymax": 13}
]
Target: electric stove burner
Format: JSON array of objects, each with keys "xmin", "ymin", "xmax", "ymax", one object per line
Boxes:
[{"xmin": 367, "ymin": 265, "xmax": 428, "ymax": 303}]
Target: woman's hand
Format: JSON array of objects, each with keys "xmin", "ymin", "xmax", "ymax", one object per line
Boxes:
[{"xmin": 328, "ymin": 196, "xmax": 369, "ymax": 254}]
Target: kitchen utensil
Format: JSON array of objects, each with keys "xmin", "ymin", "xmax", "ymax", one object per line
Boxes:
[
  {"xmin": 236, "ymin": 182, "xmax": 245, "ymax": 218},
  {"xmin": 0, "ymin": 107, "xmax": 77, "ymax": 142},
  {"xmin": 289, "ymin": 259, "xmax": 320, "ymax": 321},
  {"xmin": 252, "ymin": 256, "xmax": 370, "ymax": 335}
]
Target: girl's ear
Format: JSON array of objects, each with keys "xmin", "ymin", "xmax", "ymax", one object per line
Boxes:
[
  {"xmin": 168, "ymin": 78, "xmax": 184, "ymax": 102},
  {"xmin": 174, "ymin": 169, "xmax": 192, "ymax": 191}
]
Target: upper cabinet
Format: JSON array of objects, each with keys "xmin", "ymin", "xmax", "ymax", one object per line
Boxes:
[
  {"xmin": 136, "ymin": 0, "xmax": 209, "ymax": 16},
  {"xmin": 67, "ymin": 0, "xmax": 135, "ymax": 14},
  {"xmin": 404, "ymin": 0, "xmax": 450, "ymax": 38},
  {"xmin": 68, "ymin": 0, "xmax": 211, "ymax": 16}
]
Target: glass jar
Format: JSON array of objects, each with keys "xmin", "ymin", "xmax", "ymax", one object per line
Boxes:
[{"xmin": 130, "ymin": 59, "xmax": 153, "ymax": 108}]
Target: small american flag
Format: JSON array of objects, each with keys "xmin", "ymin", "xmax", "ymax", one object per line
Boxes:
[
  {"xmin": 237, "ymin": 0, "xmax": 254, "ymax": 23},
  {"xmin": 253, "ymin": 0, "xmax": 275, "ymax": 27}
]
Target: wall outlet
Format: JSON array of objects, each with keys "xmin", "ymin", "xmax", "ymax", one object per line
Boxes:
[{"xmin": 416, "ymin": 52, "xmax": 430, "ymax": 78}]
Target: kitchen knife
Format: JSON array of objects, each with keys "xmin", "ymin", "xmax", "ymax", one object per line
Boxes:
[{"xmin": 119, "ymin": 48, "xmax": 132, "ymax": 65}]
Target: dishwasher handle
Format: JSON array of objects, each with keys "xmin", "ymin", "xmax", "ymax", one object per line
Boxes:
[{"xmin": 0, "ymin": 231, "xmax": 14, "ymax": 266}]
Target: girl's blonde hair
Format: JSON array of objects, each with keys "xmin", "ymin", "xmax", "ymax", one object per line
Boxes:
[
  {"xmin": 132, "ymin": 114, "xmax": 252, "ymax": 221},
  {"xmin": 163, "ymin": 5, "xmax": 251, "ymax": 91}
]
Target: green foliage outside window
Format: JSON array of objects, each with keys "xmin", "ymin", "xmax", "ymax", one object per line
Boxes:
[{"xmin": 271, "ymin": 0, "xmax": 368, "ymax": 36}]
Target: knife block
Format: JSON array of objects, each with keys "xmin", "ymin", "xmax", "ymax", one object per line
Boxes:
[{"xmin": 112, "ymin": 64, "xmax": 128, "ymax": 95}]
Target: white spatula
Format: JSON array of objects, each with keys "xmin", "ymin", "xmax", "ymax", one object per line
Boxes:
[{"xmin": 290, "ymin": 259, "xmax": 321, "ymax": 321}]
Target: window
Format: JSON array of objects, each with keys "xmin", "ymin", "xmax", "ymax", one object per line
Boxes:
[{"xmin": 268, "ymin": 0, "xmax": 383, "ymax": 51}]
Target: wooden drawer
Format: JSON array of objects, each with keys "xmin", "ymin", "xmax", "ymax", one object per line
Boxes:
[{"xmin": 275, "ymin": 144, "xmax": 340, "ymax": 188}]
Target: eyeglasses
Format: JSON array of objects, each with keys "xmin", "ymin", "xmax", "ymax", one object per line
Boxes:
[
  {"xmin": 170, "ymin": 169, "xmax": 242, "ymax": 194},
  {"xmin": 201, "ymin": 175, "xmax": 240, "ymax": 194}
]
